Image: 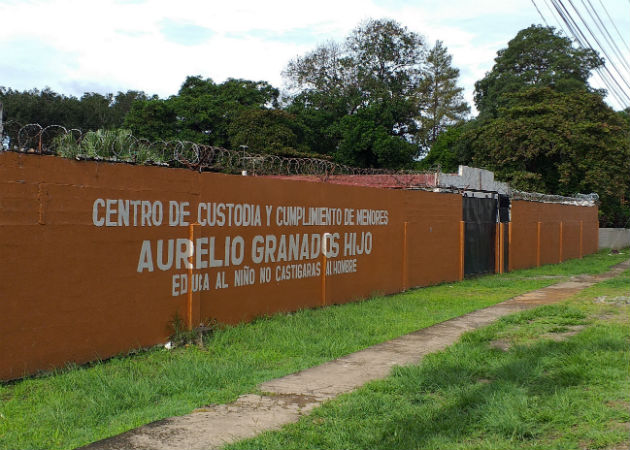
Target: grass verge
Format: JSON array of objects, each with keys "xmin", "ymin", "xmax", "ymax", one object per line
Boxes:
[
  {"xmin": 0, "ymin": 249, "xmax": 627, "ymax": 449},
  {"xmin": 227, "ymin": 270, "xmax": 630, "ymax": 450}
]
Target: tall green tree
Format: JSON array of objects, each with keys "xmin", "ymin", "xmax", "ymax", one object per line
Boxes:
[
  {"xmin": 468, "ymin": 87, "xmax": 629, "ymax": 226},
  {"xmin": 124, "ymin": 76, "xmax": 280, "ymax": 147},
  {"xmin": 346, "ymin": 19, "xmax": 425, "ymax": 108},
  {"xmin": 0, "ymin": 87, "xmax": 81, "ymax": 128},
  {"xmin": 284, "ymin": 92, "xmax": 341, "ymax": 155},
  {"xmin": 416, "ymin": 40, "xmax": 469, "ymax": 153},
  {"xmin": 284, "ymin": 19, "xmax": 427, "ymax": 168},
  {"xmin": 332, "ymin": 110, "xmax": 417, "ymax": 169},
  {"xmin": 284, "ymin": 41, "xmax": 357, "ymax": 112},
  {"xmin": 432, "ymin": 24, "xmax": 628, "ymax": 226},
  {"xmin": 78, "ymin": 93, "xmax": 114, "ymax": 131},
  {"xmin": 109, "ymin": 91, "xmax": 150, "ymax": 127},
  {"xmin": 227, "ymin": 109, "xmax": 312, "ymax": 156},
  {"xmin": 474, "ymin": 25, "xmax": 603, "ymax": 119},
  {"xmin": 0, "ymin": 87, "xmax": 147, "ymax": 131},
  {"xmin": 123, "ymin": 98, "xmax": 178, "ymax": 141},
  {"xmin": 419, "ymin": 121, "xmax": 476, "ymax": 172}
]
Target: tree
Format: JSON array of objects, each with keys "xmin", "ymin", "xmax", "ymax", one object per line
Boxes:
[
  {"xmin": 445, "ymin": 25, "xmax": 627, "ymax": 226},
  {"xmin": 468, "ymin": 87, "xmax": 629, "ymax": 226},
  {"xmin": 419, "ymin": 121, "xmax": 476, "ymax": 172},
  {"xmin": 284, "ymin": 92, "xmax": 341, "ymax": 156},
  {"xmin": 332, "ymin": 113, "xmax": 417, "ymax": 169},
  {"xmin": 0, "ymin": 86, "xmax": 148, "ymax": 131},
  {"xmin": 416, "ymin": 41, "xmax": 469, "ymax": 153},
  {"xmin": 78, "ymin": 93, "xmax": 114, "ymax": 131},
  {"xmin": 474, "ymin": 25, "xmax": 603, "ymax": 119},
  {"xmin": 123, "ymin": 98, "xmax": 178, "ymax": 141},
  {"xmin": 178, "ymin": 77, "xmax": 278, "ymax": 109},
  {"xmin": 0, "ymin": 87, "xmax": 81, "ymax": 128},
  {"xmin": 124, "ymin": 76, "xmax": 280, "ymax": 146},
  {"xmin": 346, "ymin": 19, "xmax": 425, "ymax": 106},
  {"xmin": 172, "ymin": 76, "xmax": 280, "ymax": 146},
  {"xmin": 283, "ymin": 19, "xmax": 428, "ymax": 168},
  {"xmin": 109, "ymin": 90, "xmax": 149, "ymax": 126},
  {"xmin": 284, "ymin": 41, "xmax": 357, "ymax": 112},
  {"xmin": 227, "ymin": 109, "xmax": 312, "ymax": 156}
]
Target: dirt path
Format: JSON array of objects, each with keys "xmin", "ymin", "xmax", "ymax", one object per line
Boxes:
[{"xmin": 81, "ymin": 261, "xmax": 629, "ymax": 450}]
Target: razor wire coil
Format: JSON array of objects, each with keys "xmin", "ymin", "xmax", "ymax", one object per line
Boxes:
[
  {"xmin": 0, "ymin": 122, "xmax": 599, "ymax": 205},
  {"xmin": 1, "ymin": 122, "xmax": 433, "ymax": 179}
]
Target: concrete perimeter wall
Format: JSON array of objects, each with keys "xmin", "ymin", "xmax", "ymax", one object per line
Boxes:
[
  {"xmin": 599, "ymin": 228, "xmax": 630, "ymax": 250},
  {"xmin": 0, "ymin": 152, "xmax": 598, "ymax": 380}
]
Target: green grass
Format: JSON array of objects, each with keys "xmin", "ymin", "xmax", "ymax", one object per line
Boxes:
[
  {"xmin": 0, "ymin": 249, "xmax": 627, "ymax": 450},
  {"xmin": 228, "ymin": 270, "xmax": 630, "ymax": 450},
  {"xmin": 502, "ymin": 247, "xmax": 629, "ymax": 277}
]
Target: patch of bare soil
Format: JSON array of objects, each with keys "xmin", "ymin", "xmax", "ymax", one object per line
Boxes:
[
  {"xmin": 595, "ymin": 295, "xmax": 630, "ymax": 305},
  {"xmin": 489, "ymin": 339, "xmax": 512, "ymax": 351},
  {"xmin": 541, "ymin": 325, "xmax": 587, "ymax": 341}
]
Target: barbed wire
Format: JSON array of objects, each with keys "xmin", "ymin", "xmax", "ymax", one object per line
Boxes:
[
  {"xmin": 0, "ymin": 122, "xmax": 599, "ymax": 205},
  {"xmin": 512, "ymin": 189, "xmax": 598, "ymax": 206},
  {"xmin": 0, "ymin": 123, "xmax": 437, "ymax": 185}
]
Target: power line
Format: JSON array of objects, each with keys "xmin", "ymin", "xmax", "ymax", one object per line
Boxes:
[
  {"xmin": 548, "ymin": 0, "xmax": 630, "ymax": 107},
  {"xmin": 598, "ymin": 0, "xmax": 630, "ymax": 52},
  {"xmin": 549, "ymin": 0, "xmax": 616, "ymax": 99},
  {"xmin": 530, "ymin": 0, "xmax": 550, "ymax": 25},
  {"xmin": 564, "ymin": 0, "xmax": 630, "ymax": 92},
  {"xmin": 544, "ymin": 0, "xmax": 624, "ymax": 105},
  {"xmin": 534, "ymin": 0, "xmax": 630, "ymax": 108},
  {"xmin": 541, "ymin": 0, "xmax": 573, "ymax": 38},
  {"xmin": 582, "ymin": 0, "xmax": 630, "ymax": 73}
]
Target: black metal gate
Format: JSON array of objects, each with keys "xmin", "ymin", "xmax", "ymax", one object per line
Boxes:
[
  {"xmin": 463, "ymin": 196, "xmax": 497, "ymax": 277},
  {"xmin": 499, "ymin": 194, "xmax": 510, "ymax": 273}
]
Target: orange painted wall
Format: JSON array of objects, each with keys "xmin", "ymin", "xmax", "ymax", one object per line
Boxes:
[
  {"xmin": 509, "ymin": 201, "xmax": 598, "ymax": 270},
  {"xmin": 0, "ymin": 153, "xmax": 598, "ymax": 380},
  {"xmin": 403, "ymin": 190, "xmax": 462, "ymax": 288}
]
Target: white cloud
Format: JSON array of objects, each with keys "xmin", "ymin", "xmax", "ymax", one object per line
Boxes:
[{"xmin": 0, "ymin": 0, "xmax": 627, "ymax": 110}]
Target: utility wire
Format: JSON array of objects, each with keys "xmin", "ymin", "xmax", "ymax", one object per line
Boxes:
[
  {"xmin": 530, "ymin": 0, "xmax": 550, "ymax": 25},
  {"xmin": 538, "ymin": 0, "xmax": 630, "ymax": 107},
  {"xmin": 582, "ymin": 0, "xmax": 630, "ymax": 73},
  {"xmin": 544, "ymin": 0, "xmax": 625, "ymax": 105},
  {"xmin": 565, "ymin": 0, "xmax": 630, "ymax": 92},
  {"xmin": 568, "ymin": 0, "xmax": 630, "ymax": 104},
  {"xmin": 542, "ymin": 0, "xmax": 573, "ymax": 38},
  {"xmin": 597, "ymin": 0, "xmax": 630, "ymax": 52},
  {"xmin": 550, "ymin": 0, "xmax": 630, "ymax": 107},
  {"xmin": 529, "ymin": 0, "xmax": 628, "ymax": 108}
]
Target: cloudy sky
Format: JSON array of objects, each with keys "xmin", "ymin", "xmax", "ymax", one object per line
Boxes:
[{"xmin": 1, "ymin": 0, "xmax": 628, "ymax": 111}]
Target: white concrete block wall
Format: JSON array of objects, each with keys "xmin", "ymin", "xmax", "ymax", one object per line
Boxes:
[
  {"xmin": 599, "ymin": 228, "xmax": 630, "ymax": 250},
  {"xmin": 438, "ymin": 166, "xmax": 510, "ymax": 194}
]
